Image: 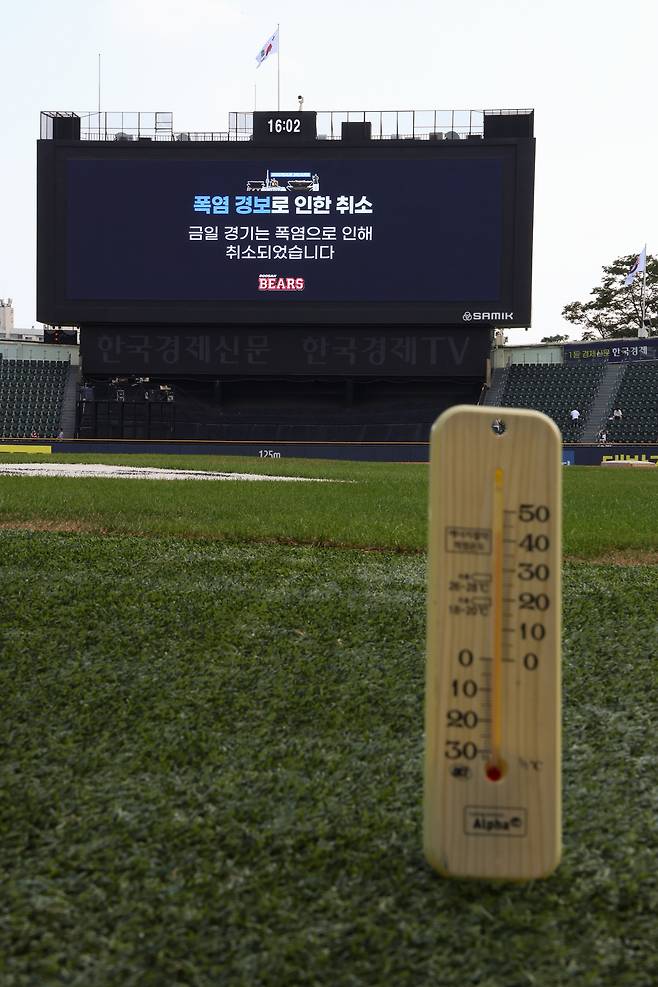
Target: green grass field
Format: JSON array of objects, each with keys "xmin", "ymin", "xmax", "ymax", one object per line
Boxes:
[
  {"xmin": 1, "ymin": 454, "xmax": 657, "ymax": 557},
  {"xmin": 1, "ymin": 455, "xmax": 657, "ymax": 985}
]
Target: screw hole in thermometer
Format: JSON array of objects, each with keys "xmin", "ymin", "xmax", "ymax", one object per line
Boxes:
[{"xmin": 424, "ymin": 406, "xmax": 562, "ymax": 881}]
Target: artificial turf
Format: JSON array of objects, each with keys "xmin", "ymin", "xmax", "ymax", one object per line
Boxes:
[{"xmin": 1, "ymin": 522, "xmax": 657, "ymax": 985}]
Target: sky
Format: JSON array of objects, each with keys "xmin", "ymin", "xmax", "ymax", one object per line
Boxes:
[{"xmin": 2, "ymin": 0, "xmax": 657, "ymax": 343}]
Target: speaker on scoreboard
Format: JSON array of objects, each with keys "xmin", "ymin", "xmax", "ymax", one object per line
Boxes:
[
  {"xmin": 483, "ymin": 111, "xmax": 534, "ymax": 139},
  {"xmin": 341, "ymin": 121, "xmax": 372, "ymax": 142},
  {"xmin": 52, "ymin": 116, "xmax": 81, "ymax": 141}
]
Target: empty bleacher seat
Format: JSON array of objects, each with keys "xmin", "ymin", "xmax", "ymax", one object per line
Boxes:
[
  {"xmin": 604, "ymin": 362, "xmax": 658, "ymax": 443},
  {"xmin": 0, "ymin": 358, "xmax": 69, "ymax": 438},
  {"xmin": 500, "ymin": 364, "xmax": 605, "ymax": 441}
]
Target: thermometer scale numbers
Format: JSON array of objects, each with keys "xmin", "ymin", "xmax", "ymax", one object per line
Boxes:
[{"xmin": 445, "ymin": 499, "xmax": 553, "ymax": 781}]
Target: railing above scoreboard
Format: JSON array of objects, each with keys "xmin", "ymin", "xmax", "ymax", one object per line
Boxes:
[{"xmin": 40, "ymin": 108, "xmax": 533, "ymax": 143}]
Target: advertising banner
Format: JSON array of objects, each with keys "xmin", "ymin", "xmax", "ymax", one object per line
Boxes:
[
  {"xmin": 563, "ymin": 339, "xmax": 658, "ymax": 364},
  {"xmin": 80, "ymin": 326, "xmax": 491, "ymax": 377}
]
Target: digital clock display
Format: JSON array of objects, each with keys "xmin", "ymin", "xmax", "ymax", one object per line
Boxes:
[{"xmin": 252, "ymin": 112, "xmax": 317, "ymax": 143}]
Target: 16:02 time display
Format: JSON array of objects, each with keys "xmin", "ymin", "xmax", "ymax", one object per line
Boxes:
[{"xmin": 267, "ymin": 118, "xmax": 301, "ymax": 133}]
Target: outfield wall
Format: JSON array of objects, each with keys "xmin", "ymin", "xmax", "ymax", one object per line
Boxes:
[
  {"xmin": 561, "ymin": 445, "xmax": 658, "ymax": 466},
  {"xmin": 3, "ymin": 438, "xmax": 658, "ymax": 465}
]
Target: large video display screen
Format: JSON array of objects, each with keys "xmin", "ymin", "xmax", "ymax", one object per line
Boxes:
[{"xmin": 38, "ymin": 140, "xmax": 534, "ymax": 326}]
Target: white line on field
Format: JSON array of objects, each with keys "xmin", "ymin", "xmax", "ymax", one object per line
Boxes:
[{"xmin": 0, "ymin": 463, "xmax": 348, "ymax": 483}]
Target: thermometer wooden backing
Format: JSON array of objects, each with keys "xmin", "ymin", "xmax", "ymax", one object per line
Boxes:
[{"xmin": 424, "ymin": 406, "xmax": 562, "ymax": 881}]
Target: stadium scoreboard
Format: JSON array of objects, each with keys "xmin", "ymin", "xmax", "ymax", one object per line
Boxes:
[{"xmin": 37, "ymin": 114, "xmax": 535, "ymax": 328}]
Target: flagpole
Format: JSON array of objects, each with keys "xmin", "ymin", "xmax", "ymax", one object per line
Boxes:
[
  {"xmin": 98, "ymin": 53, "xmax": 101, "ymax": 139},
  {"xmin": 640, "ymin": 242, "xmax": 647, "ymax": 336},
  {"xmin": 277, "ymin": 23, "xmax": 280, "ymax": 111}
]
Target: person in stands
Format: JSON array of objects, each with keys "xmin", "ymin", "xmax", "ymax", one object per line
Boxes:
[{"xmin": 570, "ymin": 408, "xmax": 580, "ymax": 422}]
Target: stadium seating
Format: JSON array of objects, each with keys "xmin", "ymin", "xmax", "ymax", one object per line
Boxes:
[
  {"xmin": 0, "ymin": 358, "xmax": 69, "ymax": 438},
  {"xmin": 603, "ymin": 361, "xmax": 658, "ymax": 443},
  {"xmin": 500, "ymin": 364, "xmax": 605, "ymax": 441}
]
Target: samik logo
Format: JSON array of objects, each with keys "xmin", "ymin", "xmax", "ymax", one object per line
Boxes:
[
  {"xmin": 258, "ymin": 275, "xmax": 305, "ymax": 292},
  {"xmin": 463, "ymin": 311, "xmax": 514, "ymax": 322}
]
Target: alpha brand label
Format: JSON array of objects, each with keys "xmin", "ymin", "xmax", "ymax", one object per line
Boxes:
[{"xmin": 464, "ymin": 806, "xmax": 527, "ymax": 837}]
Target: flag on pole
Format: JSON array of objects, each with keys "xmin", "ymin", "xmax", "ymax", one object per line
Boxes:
[
  {"xmin": 625, "ymin": 246, "xmax": 646, "ymax": 286},
  {"xmin": 256, "ymin": 28, "xmax": 278, "ymax": 67}
]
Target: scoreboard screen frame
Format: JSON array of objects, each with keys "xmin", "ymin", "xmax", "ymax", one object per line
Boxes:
[{"xmin": 37, "ymin": 136, "xmax": 535, "ymax": 327}]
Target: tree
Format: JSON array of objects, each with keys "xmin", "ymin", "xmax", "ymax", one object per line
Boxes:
[
  {"xmin": 540, "ymin": 334, "xmax": 570, "ymax": 343},
  {"xmin": 561, "ymin": 253, "xmax": 657, "ymax": 339}
]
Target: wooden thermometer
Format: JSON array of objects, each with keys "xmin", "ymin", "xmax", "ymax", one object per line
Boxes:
[{"xmin": 424, "ymin": 406, "xmax": 562, "ymax": 881}]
